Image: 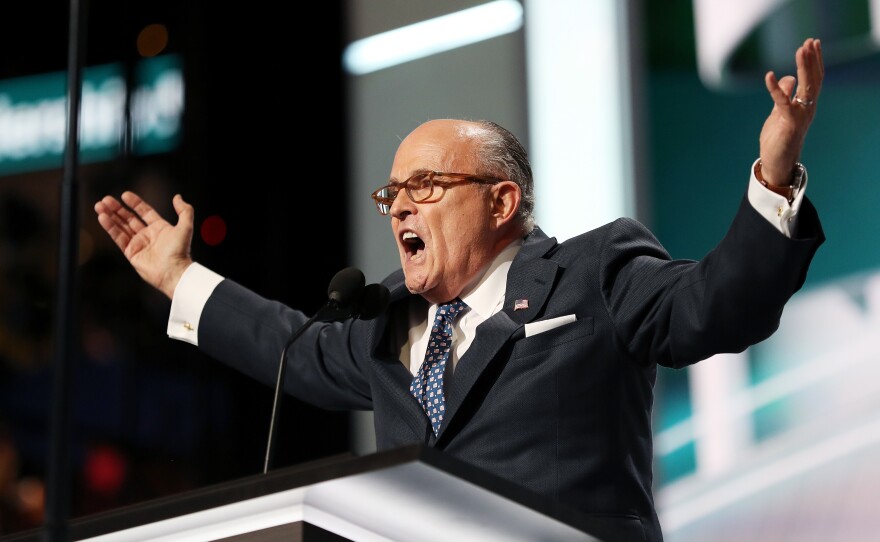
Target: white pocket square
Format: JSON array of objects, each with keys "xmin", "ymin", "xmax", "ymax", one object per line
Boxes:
[{"xmin": 524, "ymin": 314, "xmax": 577, "ymax": 338}]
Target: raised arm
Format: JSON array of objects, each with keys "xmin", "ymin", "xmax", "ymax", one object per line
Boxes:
[
  {"xmin": 758, "ymin": 37, "xmax": 824, "ymax": 187},
  {"xmin": 94, "ymin": 191, "xmax": 194, "ymax": 299}
]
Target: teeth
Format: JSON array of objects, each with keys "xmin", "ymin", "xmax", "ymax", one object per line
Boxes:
[{"xmin": 402, "ymin": 231, "xmax": 419, "ymax": 240}]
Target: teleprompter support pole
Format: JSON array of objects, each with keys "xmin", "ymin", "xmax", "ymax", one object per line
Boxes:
[{"xmin": 45, "ymin": 0, "xmax": 88, "ymax": 540}]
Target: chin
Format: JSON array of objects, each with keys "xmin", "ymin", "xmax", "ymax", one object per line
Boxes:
[
  {"xmin": 406, "ymin": 276, "xmax": 449, "ymax": 303},
  {"xmin": 404, "ymin": 274, "xmax": 428, "ymax": 294}
]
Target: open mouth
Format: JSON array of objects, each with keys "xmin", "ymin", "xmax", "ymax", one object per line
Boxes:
[{"xmin": 401, "ymin": 231, "xmax": 426, "ymax": 260}]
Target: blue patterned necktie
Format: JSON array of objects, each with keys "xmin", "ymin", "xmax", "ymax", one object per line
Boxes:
[{"xmin": 410, "ymin": 298, "xmax": 467, "ymax": 435}]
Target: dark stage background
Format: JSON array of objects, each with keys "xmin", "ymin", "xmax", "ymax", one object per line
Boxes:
[{"xmin": 0, "ymin": 0, "xmax": 352, "ymax": 534}]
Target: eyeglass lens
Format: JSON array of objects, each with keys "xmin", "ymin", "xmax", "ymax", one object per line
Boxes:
[
  {"xmin": 406, "ymin": 174, "xmax": 434, "ymax": 202},
  {"xmin": 375, "ymin": 186, "xmax": 396, "ymax": 214}
]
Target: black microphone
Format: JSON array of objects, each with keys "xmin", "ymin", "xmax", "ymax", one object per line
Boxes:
[
  {"xmin": 353, "ymin": 282, "xmax": 391, "ymax": 320},
  {"xmin": 317, "ymin": 267, "xmax": 367, "ymax": 322},
  {"xmin": 327, "ymin": 266, "xmax": 365, "ymax": 309},
  {"xmin": 263, "ymin": 267, "xmax": 387, "ymax": 473},
  {"xmin": 317, "ymin": 268, "xmax": 390, "ymax": 322}
]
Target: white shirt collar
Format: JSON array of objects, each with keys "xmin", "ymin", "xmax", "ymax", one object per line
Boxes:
[
  {"xmin": 458, "ymin": 237, "xmax": 524, "ymax": 319},
  {"xmin": 403, "ymin": 237, "xmax": 525, "ymax": 374}
]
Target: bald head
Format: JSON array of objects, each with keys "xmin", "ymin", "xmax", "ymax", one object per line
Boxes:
[
  {"xmin": 386, "ymin": 118, "xmax": 533, "ymax": 303},
  {"xmin": 403, "ymin": 119, "xmax": 535, "ymax": 233}
]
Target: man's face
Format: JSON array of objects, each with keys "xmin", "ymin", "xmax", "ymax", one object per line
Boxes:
[{"xmin": 387, "ymin": 120, "xmax": 500, "ymax": 304}]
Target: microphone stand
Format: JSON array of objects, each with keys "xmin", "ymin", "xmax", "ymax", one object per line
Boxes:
[
  {"xmin": 262, "ymin": 305, "xmax": 335, "ymax": 474},
  {"xmin": 261, "ymin": 270, "xmax": 387, "ymax": 474}
]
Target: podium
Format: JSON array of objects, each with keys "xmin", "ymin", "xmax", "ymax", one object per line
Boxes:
[{"xmin": 3, "ymin": 445, "xmax": 602, "ymax": 541}]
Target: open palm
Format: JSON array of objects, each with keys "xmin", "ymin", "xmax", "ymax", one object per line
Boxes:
[{"xmin": 94, "ymin": 191, "xmax": 194, "ymax": 298}]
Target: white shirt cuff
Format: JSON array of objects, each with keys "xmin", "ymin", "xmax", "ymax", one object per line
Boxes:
[
  {"xmin": 747, "ymin": 158, "xmax": 808, "ymax": 238},
  {"xmin": 167, "ymin": 262, "xmax": 224, "ymax": 346}
]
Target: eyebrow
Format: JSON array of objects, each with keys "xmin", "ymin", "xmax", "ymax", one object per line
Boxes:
[{"xmin": 388, "ymin": 168, "xmax": 434, "ymax": 184}]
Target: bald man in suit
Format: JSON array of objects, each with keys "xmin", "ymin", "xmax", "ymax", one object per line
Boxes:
[{"xmin": 96, "ymin": 39, "xmax": 825, "ymax": 541}]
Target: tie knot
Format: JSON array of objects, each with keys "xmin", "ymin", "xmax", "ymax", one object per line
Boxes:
[{"xmin": 437, "ymin": 298, "xmax": 467, "ymax": 321}]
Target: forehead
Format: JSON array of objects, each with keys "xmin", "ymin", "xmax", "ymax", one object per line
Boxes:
[{"xmin": 390, "ymin": 121, "xmax": 483, "ymax": 180}]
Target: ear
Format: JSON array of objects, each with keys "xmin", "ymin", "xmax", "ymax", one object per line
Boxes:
[{"xmin": 489, "ymin": 181, "xmax": 521, "ymax": 227}]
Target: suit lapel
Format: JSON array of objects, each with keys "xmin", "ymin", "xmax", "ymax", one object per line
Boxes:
[
  {"xmin": 502, "ymin": 227, "xmax": 560, "ymax": 325},
  {"xmin": 441, "ymin": 310, "xmax": 521, "ymax": 433},
  {"xmin": 440, "ymin": 228, "xmax": 560, "ymax": 439}
]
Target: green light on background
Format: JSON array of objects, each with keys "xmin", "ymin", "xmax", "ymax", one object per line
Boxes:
[{"xmin": 0, "ymin": 54, "xmax": 183, "ymax": 176}]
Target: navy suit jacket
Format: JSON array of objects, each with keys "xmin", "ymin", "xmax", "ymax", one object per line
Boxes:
[{"xmin": 198, "ymin": 195, "xmax": 823, "ymax": 542}]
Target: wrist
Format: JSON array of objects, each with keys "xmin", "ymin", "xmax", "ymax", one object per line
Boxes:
[
  {"xmin": 160, "ymin": 259, "xmax": 194, "ymax": 300},
  {"xmin": 754, "ymin": 160, "xmax": 805, "ymax": 204}
]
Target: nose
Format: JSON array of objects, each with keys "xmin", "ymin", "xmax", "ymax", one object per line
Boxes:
[{"xmin": 389, "ymin": 188, "xmax": 414, "ymax": 219}]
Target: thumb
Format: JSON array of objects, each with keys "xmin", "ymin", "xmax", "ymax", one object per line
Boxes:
[{"xmin": 172, "ymin": 194, "xmax": 194, "ymax": 227}]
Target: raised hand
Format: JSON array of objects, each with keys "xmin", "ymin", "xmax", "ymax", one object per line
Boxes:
[
  {"xmin": 759, "ymin": 37, "xmax": 824, "ymax": 187},
  {"xmin": 94, "ymin": 191, "xmax": 194, "ymax": 299}
]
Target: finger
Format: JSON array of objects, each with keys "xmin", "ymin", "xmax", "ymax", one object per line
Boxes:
[
  {"xmin": 795, "ymin": 39, "xmax": 816, "ymax": 103},
  {"xmin": 796, "ymin": 38, "xmax": 824, "ymax": 105},
  {"xmin": 94, "ymin": 198, "xmax": 112, "ymax": 216},
  {"xmin": 95, "ymin": 198, "xmax": 139, "ymax": 238},
  {"xmin": 810, "ymin": 38, "xmax": 824, "ymax": 97},
  {"xmin": 96, "ymin": 211, "xmax": 134, "ymax": 254},
  {"xmin": 778, "ymin": 75, "xmax": 796, "ymax": 99},
  {"xmin": 95, "ymin": 196, "xmax": 136, "ymax": 225},
  {"xmin": 121, "ymin": 191, "xmax": 165, "ymax": 228},
  {"xmin": 100, "ymin": 194, "xmax": 147, "ymax": 234},
  {"xmin": 95, "ymin": 195, "xmax": 124, "ymax": 215},
  {"xmin": 764, "ymin": 71, "xmax": 794, "ymax": 108}
]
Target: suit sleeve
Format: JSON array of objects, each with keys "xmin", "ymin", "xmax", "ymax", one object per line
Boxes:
[
  {"xmin": 601, "ymin": 193, "xmax": 824, "ymax": 368},
  {"xmin": 197, "ymin": 279, "xmax": 374, "ymax": 411}
]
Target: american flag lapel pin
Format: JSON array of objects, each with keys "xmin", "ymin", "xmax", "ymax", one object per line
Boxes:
[{"xmin": 514, "ymin": 299, "xmax": 529, "ymax": 311}]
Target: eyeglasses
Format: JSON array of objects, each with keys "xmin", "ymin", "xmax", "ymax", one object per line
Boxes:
[{"xmin": 371, "ymin": 171, "xmax": 504, "ymax": 215}]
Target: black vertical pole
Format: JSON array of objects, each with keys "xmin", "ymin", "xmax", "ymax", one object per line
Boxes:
[{"xmin": 44, "ymin": 0, "xmax": 88, "ymax": 540}]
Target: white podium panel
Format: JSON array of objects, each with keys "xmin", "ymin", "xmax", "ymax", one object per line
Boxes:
[{"xmin": 1, "ymin": 446, "xmax": 602, "ymax": 542}]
